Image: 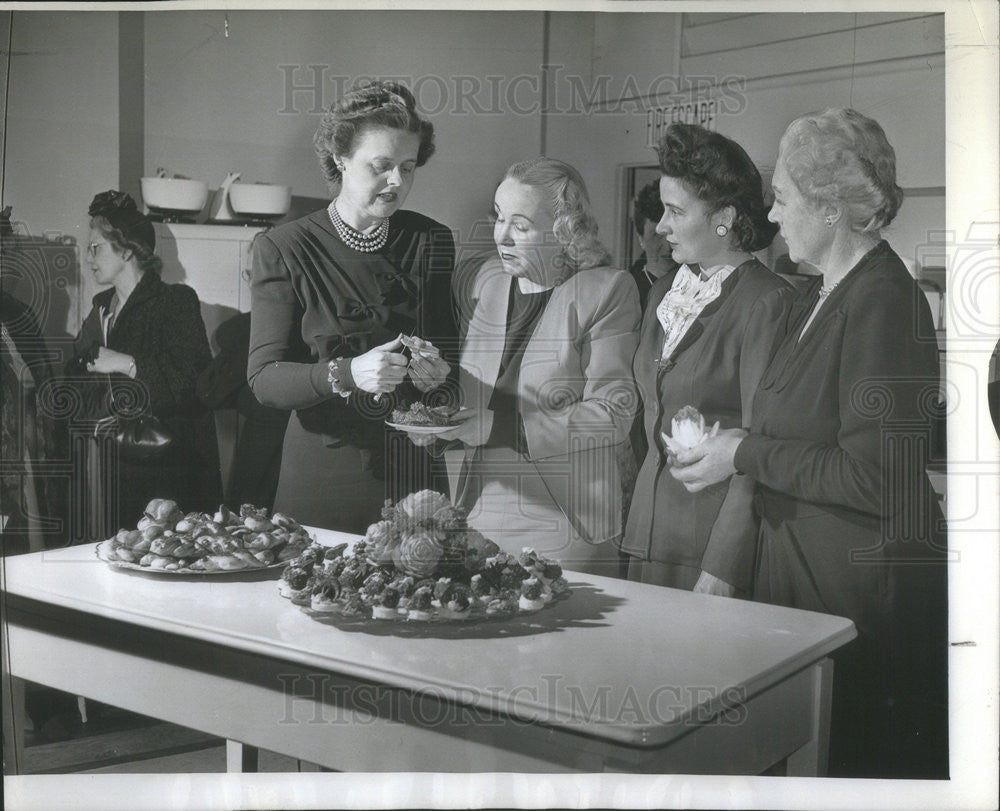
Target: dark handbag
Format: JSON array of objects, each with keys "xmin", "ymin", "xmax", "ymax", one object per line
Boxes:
[
  {"xmin": 94, "ymin": 413, "xmax": 176, "ymax": 461},
  {"xmin": 92, "ymin": 375, "xmax": 176, "ymax": 461}
]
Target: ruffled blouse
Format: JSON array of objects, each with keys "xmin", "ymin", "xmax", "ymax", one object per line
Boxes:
[{"xmin": 655, "ymin": 263, "xmax": 735, "ymax": 361}]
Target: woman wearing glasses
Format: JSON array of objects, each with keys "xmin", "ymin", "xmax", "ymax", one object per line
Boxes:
[{"xmin": 67, "ymin": 190, "xmax": 222, "ymax": 534}]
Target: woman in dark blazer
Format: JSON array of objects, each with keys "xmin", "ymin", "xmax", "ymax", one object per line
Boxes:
[
  {"xmin": 620, "ymin": 124, "xmax": 795, "ymax": 596},
  {"xmin": 670, "ymin": 109, "xmax": 948, "ymax": 778},
  {"xmin": 68, "ymin": 191, "xmax": 222, "ymax": 534},
  {"xmin": 248, "ymin": 82, "xmax": 456, "ymax": 533}
]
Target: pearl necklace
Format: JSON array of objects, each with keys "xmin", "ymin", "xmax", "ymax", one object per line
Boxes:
[{"xmin": 327, "ymin": 200, "xmax": 389, "ymax": 253}]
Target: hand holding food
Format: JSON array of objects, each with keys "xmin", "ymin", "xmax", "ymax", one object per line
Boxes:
[
  {"xmin": 349, "ymin": 335, "xmax": 409, "ymax": 394},
  {"xmin": 433, "ymin": 408, "xmax": 491, "ymax": 446},
  {"xmin": 401, "ymin": 335, "xmax": 450, "ymax": 392}
]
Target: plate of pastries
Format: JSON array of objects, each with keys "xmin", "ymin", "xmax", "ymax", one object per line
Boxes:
[
  {"xmin": 386, "ymin": 402, "xmax": 474, "ymax": 434},
  {"xmin": 96, "ymin": 498, "xmax": 312, "ymax": 574},
  {"xmin": 278, "ymin": 490, "xmax": 571, "ymax": 623}
]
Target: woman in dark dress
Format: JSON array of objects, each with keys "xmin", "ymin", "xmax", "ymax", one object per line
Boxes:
[
  {"xmin": 248, "ymin": 81, "xmax": 456, "ymax": 533},
  {"xmin": 670, "ymin": 109, "xmax": 948, "ymax": 778},
  {"xmin": 68, "ymin": 191, "xmax": 222, "ymax": 534},
  {"xmin": 620, "ymin": 124, "xmax": 795, "ymax": 596}
]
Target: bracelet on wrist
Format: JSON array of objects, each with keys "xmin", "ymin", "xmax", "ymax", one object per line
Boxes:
[{"xmin": 327, "ymin": 357, "xmax": 352, "ymax": 399}]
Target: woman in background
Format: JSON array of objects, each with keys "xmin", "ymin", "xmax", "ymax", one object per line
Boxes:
[
  {"xmin": 670, "ymin": 109, "xmax": 948, "ymax": 778},
  {"xmin": 405, "ymin": 158, "xmax": 639, "ymax": 576},
  {"xmin": 248, "ymin": 81, "xmax": 456, "ymax": 532},
  {"xmin": 68, "ymin": 191, "xmax": 222, "ymax": 533},
  {"xmin": 627, "ymin": 179, "xmax": 677, "ymax": 309},
  {"xmin": 620, "ymin": 123, "xmax": 794, "ymax": 596},
  {"xmin": 624, "ymin": 180, "xmax": 680, "ymax": 524}
]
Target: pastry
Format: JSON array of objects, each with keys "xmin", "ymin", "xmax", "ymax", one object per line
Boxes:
[
  {"xmin": 276, "ymin": 490, "xmax": 574, "ymax": 622},
  {"xmin": 99, "ymin": 498, "xmax": 312, "ymax": 573}
]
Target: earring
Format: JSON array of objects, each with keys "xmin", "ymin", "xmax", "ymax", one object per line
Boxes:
[
  {"xmin": 715, "ymin": 224, "xmax": 729, "ymax": 237},
  {"xmin": 824, "ymin": 216, "xmax": 834, "ymax": 227}
]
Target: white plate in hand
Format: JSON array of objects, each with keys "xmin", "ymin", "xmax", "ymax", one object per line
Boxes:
[{"xmin": 385, "ymin": 409, "xmax": 475, "ymax": 434}]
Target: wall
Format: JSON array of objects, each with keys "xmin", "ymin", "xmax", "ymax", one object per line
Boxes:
[
  {"xmin": 544, "ymin": 11, "xmax": 946, "ymax": 269},
  {"xmin": 142, "ymin": 9, "xmax": 546, "ymax": 252},
  {"xmin": 3, "ymin": 11, "xmax": 121, "ymax": 335},
  {"xmin": 3, "ymin": 9, "xmax": 947, "ymax": 334}
]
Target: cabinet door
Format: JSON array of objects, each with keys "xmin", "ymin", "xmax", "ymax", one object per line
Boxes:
[{"xmin": 154, "ymin": 224, "xmax": 263, "ymax": 349}]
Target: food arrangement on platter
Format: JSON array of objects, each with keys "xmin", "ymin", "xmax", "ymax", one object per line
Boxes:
[
  {"xmin": 278, "ymin": 490, "xmax": 571, "ymax": 622},
  {"xmin": 660, "ymin": 405, "xmax": 720, "ymax": 455},
  {"xmin": 386, "ymin": 402, "xmax": 472, "ymax": 433},
  {"xmin": 96, "ymin": 498, "xmax": 312, "ymax": 574}
]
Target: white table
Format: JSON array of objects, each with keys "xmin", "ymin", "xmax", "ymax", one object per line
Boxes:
[{"xmin": 1, "ymin": 531, "xmax": 855, "ymax": 775}]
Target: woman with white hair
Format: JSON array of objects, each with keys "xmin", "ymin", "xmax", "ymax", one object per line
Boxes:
[
  {"xmin": 669, "ymin": 108, "xmax": 948, "ymax": 778},
  {"xmin": 402, "ymin": 158, "xmax": 640, "ymax": 576}
]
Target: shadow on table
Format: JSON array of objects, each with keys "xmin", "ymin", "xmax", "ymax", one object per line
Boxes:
[
  {"xmin": 298, "ymin": 582, "xmax": 625, "ymax": 639},
  {"xmin": 101, "ymin": 564, "xmax": 285, "ymax": 583}
]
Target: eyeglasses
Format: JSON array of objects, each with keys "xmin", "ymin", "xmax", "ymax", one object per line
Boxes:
[{"xmin": 87, "ymin": 242, "xmax": 110, "ymax": 258}]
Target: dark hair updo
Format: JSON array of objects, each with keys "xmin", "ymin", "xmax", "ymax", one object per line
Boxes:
[
  {"xmin": 313, "ymin": 81, "xmax": 436, "ymax": 190},
  {"xmin": 88, "ymin": 190, "xmax": 162, "ymax": 276},
  {"xmin": 655, "ymin": 123, "xmax": 778, "ymax": 253},
  {"xmin": 632, "ymin": 180, "xmax": 665, "ymax": 235}
]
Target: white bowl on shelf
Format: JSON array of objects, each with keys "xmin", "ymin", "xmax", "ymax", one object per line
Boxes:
[
  {"xmin": 227, "ymin": 183, "xmax": 292, "ymax": 217},
  {"xmin": 140, "ymin": 177, "xmax": 209, "ymax": 213}
]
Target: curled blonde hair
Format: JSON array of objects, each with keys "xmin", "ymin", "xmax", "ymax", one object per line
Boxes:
[
  {"xmin": 503, "ymin": 158, "xmax": 611, "ymax": 271},
  {"xmin": 778, "ymin": 108, "xmax": 903, "ymax": 233}
]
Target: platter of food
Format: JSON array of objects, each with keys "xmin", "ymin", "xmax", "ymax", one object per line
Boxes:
[
  {"xmin": 385, "ymin": 403, "xmax": 473, "ymax": 434},
  {"xmin": 96, "ymin": 498, "xmax": 312, "ymax": 575},
  {"xmin": 278, "ymin": 490, "xmax": 571, "ymax": 623}
]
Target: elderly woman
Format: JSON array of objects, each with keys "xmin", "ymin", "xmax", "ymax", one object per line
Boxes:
[
  {"xmin": 67, "ymin": 191, "xmax": 222, "ymax": 533},
  {"xmin": 410, "ymin": 158, "xmax": 640, "ymax": 575},
  {"xmin": 670, "ymin": 109, "xmax": 948, "ymax": 778},
  {"xmin": 620, "ymin": 124, "xmax": 795, "ymax": 596},
  {"xmin": 248, "ymin": 81, "xmax": 456, "ymax": 532}
]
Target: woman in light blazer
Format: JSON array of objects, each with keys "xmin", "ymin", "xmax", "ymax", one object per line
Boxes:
[{"xmin": 403, "ymin": 158, "xmax": 640, "ymax": 576}]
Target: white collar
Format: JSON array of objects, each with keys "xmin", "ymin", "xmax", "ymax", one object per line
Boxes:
[{"xmin": 517, "ymin": 276, "xmax": 555, "ymax": 294}]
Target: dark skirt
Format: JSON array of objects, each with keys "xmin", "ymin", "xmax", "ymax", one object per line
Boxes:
[
  {"xmin": 273, "ymin": 413, "xmax": 447, "ymax": 534},
  {"xmin": 89, "ymin": 410, "xmax": 223, "ymax": 535},
  {"xmin": 754, "ymin": 500, "xmax": 949, "ymax": 778}
]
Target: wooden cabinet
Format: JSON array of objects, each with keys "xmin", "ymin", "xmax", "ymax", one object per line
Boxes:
[{"xmin": 153, "ymin": 223, "xmax": 265, "ymax": 352}]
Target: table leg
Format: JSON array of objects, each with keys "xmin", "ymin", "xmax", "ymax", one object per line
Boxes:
[
  {"xmin": 2, "ymin": 674, "xmax": 27, "ymax": 775},
  {"xmin": 226, "ymin": 739, "xmax": 259, "ymax": 773},
  {"xmin": 784, "ymin": 657, "xmax": 833, "ymax": 776}
]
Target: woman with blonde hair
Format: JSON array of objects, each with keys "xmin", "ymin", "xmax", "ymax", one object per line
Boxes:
[
  {"xmin": 670, "ymin": 108, "xmax": 948, "ymax": 777},
  {"xmin": 402, "ymin": 157, "xmax": 640, "ymax": 576}
]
